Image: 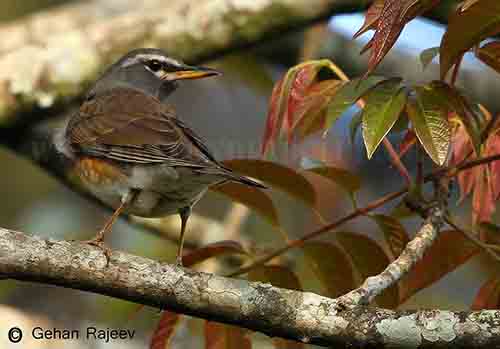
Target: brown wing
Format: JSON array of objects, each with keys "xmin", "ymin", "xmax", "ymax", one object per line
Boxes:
[{"xmin": 66, "ymin": 87, "xmax": 218, "ymax": 167}]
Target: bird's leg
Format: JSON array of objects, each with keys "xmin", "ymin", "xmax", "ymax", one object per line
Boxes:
[
  {"xmin": 84, "ymin": 190, "xmax": 136, "ymax": 264},
  {"xmin": 176, "ymin": 206, "xmax": 191, "ymax": 267}
]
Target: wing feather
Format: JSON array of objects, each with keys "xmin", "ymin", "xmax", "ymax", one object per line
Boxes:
[{"xmin": 66, "ymin": 88, "xmax": 218, "ymax": 167}]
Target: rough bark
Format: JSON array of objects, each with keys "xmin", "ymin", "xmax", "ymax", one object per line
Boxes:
[
  {"xmin": 0, "ymin": 227, "xmax": 499, "ymax": 348},
  {"xmin": 0, "ymin": 0, "xmax": 364, "ymax": 126}
]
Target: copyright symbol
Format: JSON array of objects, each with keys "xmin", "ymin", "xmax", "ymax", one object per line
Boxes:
[{"xmin": 8, "ymin": 327, "xmax": 22, "ymax": 343}]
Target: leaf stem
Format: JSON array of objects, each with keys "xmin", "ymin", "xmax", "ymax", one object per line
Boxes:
[
  {"xmin": 382, "ymin": 137, "xmax": 412, "ymax": 185},
  {"xmin": 227, "ymin": 188, "xmax": 406, "ymax": 277}
]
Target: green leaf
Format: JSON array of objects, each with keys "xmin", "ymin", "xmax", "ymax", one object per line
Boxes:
[
  {"xmin": 335, "ymin": 232, "xmax": 399, "ymax": 309},
  {"xmin": 211, "ymin": 182, "xmax": 279, "ymax": 227},
  {"xmin": 349, "ymin": 110, "xmax": 363, "ymax": 144},
  {"xmin": 407, "ymin": 85, "xmax": 451, "ymax": 165},
  {"xmin": 324, "ymin": 76, "xmax": 385, "ymax": 134},
  {"xmin": 305, "ymin": 166, "xmax": 361, "ymax": 194},
  {"xmin": 223, "ymin": 159, "xmax": 316, "ymax": 208},
  {"xmin": 440, "ymin": 0, "xmax": 500, "ymax": 79},
  {"xmin": 302, "ymin": 241, "xmax": 356, "ymax": 298},
  {"xmin": 247, "ymin": 265, "xmax": 302, "ymax": 291},
  {"xmin": 371, "ymin": 214, "xmax": 410, "ymax": 259},
  {"xmin": 361, "ymin": 78, "xmax": 407, "ymax": 159},
  {"xmin": 429, "ymin": 81, "xmax": 482, "ymax": 154},
  {"xmin": 419, "ymin": 46, "xmax": 440, "ymax": 70}
]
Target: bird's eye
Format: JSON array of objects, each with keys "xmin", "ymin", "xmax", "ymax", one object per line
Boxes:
[{"xmin": 146, "ymin": 60, "xmax": 163, "ymax": 72}]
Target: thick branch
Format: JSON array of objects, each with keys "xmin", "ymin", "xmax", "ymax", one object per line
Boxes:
[
  {"xmin": 0, "ymin": 0, "xmax": 364, "ymax": 126},
  {"xmin": 1, "ymin": 228, "xmax": 499, "ymax": 348}
]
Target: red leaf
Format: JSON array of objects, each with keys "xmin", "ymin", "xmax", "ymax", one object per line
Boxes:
[
  {"xmin": 205, "ymin": 321, "xmax": 252, "ymax": 349},
  {"xmin": 150, "ymin": 312, "xmax": 181, "ymax": 349},
  {"xmin": 362, "ymin": 0, "xmax": 441, "ymax": 76},
  {"xmin": 366, "ymin": 0, "xmax": 406, "ymax": 76},
  {"xmin": 472, "ymin": 169, "xmax": 495, "ymax": 223},
  {"xmin": 182, "ymin": 240, "xmax": 248, "ymax": 267},
  {"xmin": 291, "ymin": 79, "xmax": 343, "ymax": 139},
  {"xmin": 399, "ymin": 230, "xmax": 479, "ymax": 303},
  {"xmin": 451, "ymin": 121, "xmax": 500, "ymax": 223},
  {"xmin": 262, "ymin": 78, "xmax": 285, "ymax": 155},
  {"xmin": 261, "ymin": 61, "xmax": 332, "ymax": 154},
  {"xmin": 485, "ymin": 129, "xmax": 500, "ymax": 200},
  {"xmin": 471, "ymin": 278, "xmax": 500, "ymax": 310},
  {"xmin": 353, "ymin": 0, "xmax": 385, "ymax": 39},
  {"xmin": 283, "ymin": 65, "xmax": 319, "ymax": 137}
]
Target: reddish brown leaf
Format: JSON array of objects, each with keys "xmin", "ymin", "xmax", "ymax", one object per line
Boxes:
[
  {"xmin": 366, "ymin": 0, "xmax": 406, "ymax": 76},
  {"xmin": 476, "ymin": 41, "xmax": 500, "ymax": 74},
  {"xmin": 471, "ymin": 278, "xmax": 500, "ymax": 310},
  {"xmin": 292, "ymin": 79, "xmax": 344, "ymax": 139},
  {"xmin": 440, "ymin": 0, "xmax": 500, "ymax": 79},
  {"xmin": 282, "ymin": 65, "xmax": 320, "ymax": 137},
  {"xmin": 262, "ymin": 78, "xmax": 285, "ymax": 155},
  {"xmin": 472, "ymin": 169, "xmax": 495, "ymax": 223},
  {"xmin": 451, "ymin": 124, "xmax": 476, "ymax": 201},
  {"xmin": 335, "ymin": 232, "xmax": 399, "ymax": 308},
  {"xmin": 371, "ymin": 214, "xmax": 410, "ymax": 260},
  {"xmin": 353, "ymin": 0, "xmax": 385, "ymax": 39},
  {"xmin": 399, "ymin": 230, "xmax": 479, "ymax": 303},
  {"xmin": 182, "ymin": 241, "xmax": 248, "ymax": 267},
  {"xmin": 205, "ymin": 321, "xmax": 252, "ymax": 349},
  {"xmin": 150, "ymin": 312, "xmax": 181, "ymax": 349},
  {"xmin": 302, "ymin": 241, "xmax": 356, "ymax": 298},
  {"xmin": 451, "ymin": 121, "xmax": 500, "ymax": 223},
  {"xmin": 362, "ymin": 0, "xmax": 441, "ymax": 76},
  {"xmin": 486, "ymin": 132, "xmax": 500, "ymax": 199},
  {"xmin": 261, "ymin": 61, "xmax": 334, "ymax": 154},
  {"xmin": 223, "ymin": 159, "xmax": 316, "ymax": 208},
  {"xmin": 211, "ymin": 182, "xmax": 279, "ymax": 227},
  {"xmin": 273, "ymin": 338, "xmax": 304, "ymax": 349},
  {"xmin": 248, "ymin": 265, "xmax": 302, "ymax": 291}
]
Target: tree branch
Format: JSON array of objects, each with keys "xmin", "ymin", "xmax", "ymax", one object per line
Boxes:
[
  {"xmin": 338, "ymin": 208, "xmax": 442, "ymax": 307},
  {"xmin": 1, "ymin": 226, "xmax": 499, "ymax": 348}
]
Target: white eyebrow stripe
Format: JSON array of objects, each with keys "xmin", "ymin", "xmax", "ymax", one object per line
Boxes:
[{"xmin": 121, "ymin": 54, "xmax": 183, "ymax": 68}]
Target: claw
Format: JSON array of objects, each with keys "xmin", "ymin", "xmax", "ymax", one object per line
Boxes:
[{"xmin": 82, "ymin": 237, "xmax": 112, "ymax": 266}]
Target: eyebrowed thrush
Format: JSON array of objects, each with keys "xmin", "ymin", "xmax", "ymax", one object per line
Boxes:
[{"xmin": 55, "ymin": 48, "xmax": 265, "ymax": 265}]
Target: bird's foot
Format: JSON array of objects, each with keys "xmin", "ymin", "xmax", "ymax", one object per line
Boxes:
[
  {"xmin": 82, "ymin": 235, "xmax": 112, "ymax": 266},
  {"xmin": 175, "ymin": 255, "xmax": 183, "ymax": 267}
]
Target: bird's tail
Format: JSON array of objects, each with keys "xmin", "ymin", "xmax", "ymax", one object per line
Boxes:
[{"xmin": 225, "ymin": 171, "xmax": 267, "ymax": 189}]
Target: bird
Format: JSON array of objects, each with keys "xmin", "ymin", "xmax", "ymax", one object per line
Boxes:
[{"xmin": 55, "ymin": 48, "xmax": 265, "ymax": 266}]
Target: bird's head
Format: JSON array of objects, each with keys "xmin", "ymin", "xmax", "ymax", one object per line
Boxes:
[{"xmin": 88, "ymin": 48, "xmax": 221, "ymax": 100}]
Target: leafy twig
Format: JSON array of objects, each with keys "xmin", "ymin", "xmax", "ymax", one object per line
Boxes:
[{"xmin": 227, "ymin": 188, "xmax": 406, "ymax": 277}]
